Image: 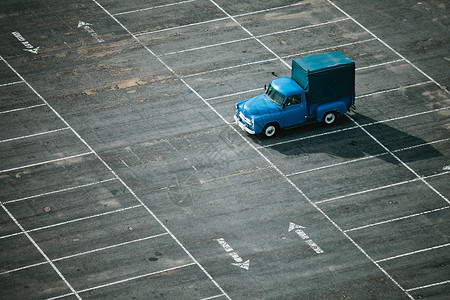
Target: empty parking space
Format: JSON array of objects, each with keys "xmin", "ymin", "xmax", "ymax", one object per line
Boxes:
[
  {"xmin": 259, "ymin": 19, "xmax": 371, "ymax": 58},
  {"xmin": 365, "ymin": 109, "xmax": 449, "ymax": 150},
  {"xmin": 116, "ymin": 0, "xmax": 225, "ymax": 35},
  {"xmin": 290, "ymin": 154, "xmax": 416, "ymax": 202},
  {"xmin": 184, "ymin": 59, "xmax": 289, "ymax": 99},
  {"xmin": 0, "ymin": 63, "xmax": 19, "ymax": 85},
  {"xmin": 259, "ymin": 126, "xmax": 385, "ymax": 175},
  {"xmin": 319, "ymin": 179, "xmax": 449, "ymax": 232},
  {"xmin": 394, "ymin": 138, "xmax": 449, "ymax": 177},
  {"xmin": 53, "ymin": 233, "xmax": 192, "ymax": 291},
  {"xmin": 0, "ymin": 155, "xmax": 113, "ymax": 203},
  {"xmin": 347, "ymin": 208, "xmax": 450, "ymax": 261},
  {"xmin": 0, "ymin": 263, "xmax": 73, "ymax": 300},
  {"xmin": 0, "ymin": 105, "xmax": 67, "ymax": 142},
  {"xmin": 0, "ymin": 129, "xmax": 89, "ymax": 172},
  {"xmin": 0, "ymin": 83, "xmax": 43, "ymax": 112},
  {"xmin": 426, "ymin": 172, "xmax": 450, "ymax": 200},
  {"xmin": 27, "ymin": 206, "xmax": 164, "ymax": 259},
  {"xmin": 233, "ymin": 0, "xmax": 345, "ymax": 36},
  {"xmin": 352, "ymin": 83, "xmax": 449, "ymax": 125},
  {"xmin": 356, "ymin": 60, "xmax": 429, "ymax": 96},
  {"xmin": 0, "ymin": 234, "xmax": 44, "ymax": 273},
  {"xmin": 3, "ymin": 179, "xmax": 126, "ymax": 229},
  {"xmin": 379, "ymin": 245, "xmax": 450, "ymax": 292},
  {"xmin": 214, "ymin": 0, "xmax": 302, "ymax": 16},
  {"xmin": 140, "ymin": 18, "xmax": 251, "ymax": 56},
  {"xmin": 162, "ymin": 38, "xmax": 276, "ymax": 77},
  {"xmin": 79, "ymin": 263, "xmax": 224, "ymax": 300}
]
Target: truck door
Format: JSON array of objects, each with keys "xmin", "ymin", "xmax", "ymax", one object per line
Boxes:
[{"xmin": 283, "ymin": 94, "xmax": 306, "ymax": 127}]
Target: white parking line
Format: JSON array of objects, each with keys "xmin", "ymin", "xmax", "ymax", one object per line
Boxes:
[
  {"xmin": 357, "ymin": 80, "xmax": 434, "ymax": 99},
  {"xmin": 0, "ymin": 127, "xmax": 70, "ymax": 144},
  {"xmin": 0, "ymin": 151, "xmax": 93, "ymax": 174},
  {"xmin": 345, "ymin": 206, "xmax": 450, "ymax": 233},
  {"xmin": 205, "ymin": 87, "xmax": 263, "ymax": 102},
  {"xmin": 0, "ymin": 80, "xmax": 23, "ymax": 87},
  {"xmin": 135, "ymin": 16, "xmax": 230, "ymax": 36},
  {"xmin": 376, "ymin": 242, "xmax": 450, "ymax": 263},
  {"xmin": 160, "ymin": 18, "xmax": 349, "ymax": 57},
  {"xmin": 134, "ymin": 2, "xmax": 305, "ymax": 36},
  {"xmin": 53, "ymin": 232, "xmax": 168, "ymax": 262},
  {"xmin": 3, "ymin": 178, "xmax": 116, "ymax": 204},
  {"xmin": 356, "ymin": 58, "xmax": 405, "ymax": 71},
  {"xmin": 283, "ymin": 37, "xmax": 377, "ymax": 59},
  {"xmin": 406, "ymin": 279, "xmax": 450, "ymax": 292},
  {"xmin": 0, "ymin": 103, "xmax": 46, "ymax": 114},
  {"xmin": 29, "ymin": 205, "xmax": 142, "ymax": 234},
  {"xmin": 316, "ymin": 171, "xmax": 450, "ymax": 205},
  {"xmin": 113, "ymin": 0, "xmax": 197, "ymax": 16},
  {"xmin": 182, "ymin": 58, "xmax": 278, "ymax": 78},
  {"xmin": 286, "ymin": 138, "xmax": 449, "ymax": 177},
  {"xmin": 0, "ymin": 202, "xmax": 81, "ymax": 299},
  {"xmin": 0, "ymin": 260, "xmax": 48, "ymax": 276},
  {"xmin": 200, "ymin": 294, "xmax": 227, "ymax": 300}
]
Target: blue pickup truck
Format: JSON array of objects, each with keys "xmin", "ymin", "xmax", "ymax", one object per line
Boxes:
[{"xmin": 235, "ymin": 51, "xmax": 355, "ymax": 137}]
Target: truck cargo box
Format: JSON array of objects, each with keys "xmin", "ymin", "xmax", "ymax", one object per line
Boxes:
[{"xmin": 292, "ymin": 51, "xmax": 355, "ymax": 104}]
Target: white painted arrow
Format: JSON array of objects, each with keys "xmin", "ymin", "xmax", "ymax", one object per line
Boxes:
[
  {"xmin": 78, "ymin": 21, "xmax": 92, "ymax": 28},
  {"xmin": 232, "ymin": 260, "xmax": 250, "ymax": 270},
  {"xmin": 288, "ymin": 222, "xmax": 305, "ymax": 232},
  {"xmin": 289, "ymin": 222, "xmax": 324, "ymax": 254},
  {"xmin": 77, "ymin": 21, "xmax": 104, "ymax": 43},
  {"xmin": 23, "ymin": 47, "xmax": 39, "ymax": 54},
  {"xmin": 216, "ymin": 238, "xmax": 250, "ymax": 270}
]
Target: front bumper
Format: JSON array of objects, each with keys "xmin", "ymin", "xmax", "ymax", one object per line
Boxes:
[{"xmin": 234, "ymin": 115, "xmax": 256, "ymax": 134}]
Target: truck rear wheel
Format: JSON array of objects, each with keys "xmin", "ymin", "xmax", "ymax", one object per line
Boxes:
[
  {"xmin": 262, "ymin": 123, "xmax": 279, "ymax": 138},
  {"xmin": 323, "ymin": 111, "xmax": 337, "ymax": 125}
]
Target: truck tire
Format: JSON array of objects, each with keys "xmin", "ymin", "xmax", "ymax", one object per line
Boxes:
[
  {"xmin": 262, "ymin": 123, "xmax": 279, "ymax": 138},
  {"xmin": 323, "ymin": 111, "xmax": 337, "ymax": 125}
]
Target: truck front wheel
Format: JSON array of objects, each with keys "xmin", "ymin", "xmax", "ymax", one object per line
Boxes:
[
  {"xmin": 262, "ymin": 123, "xmax": 279, "ymax": 138},
  {"xmin": 323, "ymin": 111, "xmax": 337, "ymax": 125}
]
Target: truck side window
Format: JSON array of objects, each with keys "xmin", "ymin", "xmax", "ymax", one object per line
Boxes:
[{"xmin": 285, "ymin": 95, "xmax": 302, "ymax": 106}]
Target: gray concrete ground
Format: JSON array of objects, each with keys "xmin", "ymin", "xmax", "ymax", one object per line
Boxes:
[{"xmin": 0, "ymin": 0, "xmax": 449, "ymax": 299}]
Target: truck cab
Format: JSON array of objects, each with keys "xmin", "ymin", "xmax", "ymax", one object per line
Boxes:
[
  {"xmin": 235, "ymin": 51, "xmax": 355, "ymax": 138},
  {"xmin": 235, "ymin": 77, "xmax": 308, "ymax": 137}
]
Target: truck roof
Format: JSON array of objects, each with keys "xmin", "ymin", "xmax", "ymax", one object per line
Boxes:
[
  {"xmin": 293, "ymin": 50, "xmax": 354, "ymax": 73},
  {"xmin": 271, "ymin": 77, "xmax": 304, "ymax": 96}
]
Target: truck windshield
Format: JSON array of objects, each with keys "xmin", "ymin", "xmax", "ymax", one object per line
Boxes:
[{"xmin": 266, "ymin": 84, "xmax": 285, "ymax": 106}]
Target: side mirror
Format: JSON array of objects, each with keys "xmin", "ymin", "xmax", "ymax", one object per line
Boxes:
[{"xmin": 264, "ymin": 84, "xmax": 267, "ymax": 91}]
